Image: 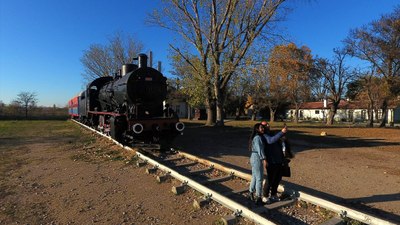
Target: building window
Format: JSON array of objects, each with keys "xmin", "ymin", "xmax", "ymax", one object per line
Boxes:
[{"xmin": 315, "ymin": 110, "xmax": 319, "ymax": 114}]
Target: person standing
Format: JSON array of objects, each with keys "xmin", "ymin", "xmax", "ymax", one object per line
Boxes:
[
  {"xmin": 248, "ymin": 123, "xmax": 286, "ymax": 205},
  {"xmin": 261, "ymin": 121, "xmax": 288, "ymax": 204}
]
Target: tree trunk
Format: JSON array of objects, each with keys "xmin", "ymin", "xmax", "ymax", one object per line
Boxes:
[
  {"xmin": 269, "ymin": 108, "xmax": 276, "ymax": 122},
  {"xmin": 235, "ymin": 107, "xmax": 240, "ymax": 120},
  {"xmin": 205, "ymin": 98, "xmax": 216, "ymax": 126},
  {"xmin": 251, "ymin": 111, "xmax": 257, "ymax": 121},
  {"xmin": 366, "ymin": 95, "xmax": 374, "ymax": 127},
  {"xmin": 216, "ymin": 104, "xmax": 224, "ymax": 126},
  {"xmin": 187, "ymin": 104, "xmax": 191, "ymax": 120},
  {"xmin": 326, "ymin": 104, "xmax": 338, "ymax": 126},
  {"xmin": 379, "ymin": 100, "xmax": 388, "ymax": 127},
  {"xmin": 294, "ymin": 108, "xmax": 299, "ymax": 123},
  {"xmin": 367, "ymin": 108, "xmax": 374, "ymax": 127},
  {"xmin": 215, "ymin": 95, "xmax": 224, "ymax": 127},
  {"xmin": 24, "ymin": 104, "xmax": 28, "ymax": 118},
  {"xmin": 206, "ymin": 108, "xmax": 215, "ymax": 126},
  {"xmin": 215, "ymin": 85, "xmax": 225, "ymax": 127},
  {"xmin": 326, "ymin": 110, "xmax": 334, "ymax": 125}
]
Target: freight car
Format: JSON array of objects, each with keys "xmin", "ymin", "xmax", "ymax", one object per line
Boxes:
[{"xmin": 68, "ymin": 53, "xmax": 184, "ymax": 147}]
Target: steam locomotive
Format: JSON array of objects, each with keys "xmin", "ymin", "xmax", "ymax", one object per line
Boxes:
[{"xmin": 68, "ymin": 53, "xmax": 184, "ymax": 147}]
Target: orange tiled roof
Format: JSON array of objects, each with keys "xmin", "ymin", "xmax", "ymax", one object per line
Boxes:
[{"xmin": 294, "ymin": 100, "xmax": 399, "ymax": 109}]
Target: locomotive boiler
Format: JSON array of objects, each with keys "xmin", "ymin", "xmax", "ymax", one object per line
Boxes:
[{"xmin": 69, "ymin": 53, "xmax": 184, "ymax": 147}]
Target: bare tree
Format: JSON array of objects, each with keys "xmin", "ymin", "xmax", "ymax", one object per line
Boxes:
[
  {"xmin": 344, "ymin": 6, "xmax": 400, "ymax": 127},
  {"xmin": 13, "ymin": 91, "xmax": 38, "ymax": 118},
  {"xmin": 314, "ymin": 49, "xmax": 355, "ymax": 125},
  {"xmin": 148, "ymin": 0, "xmax": 287, "ymax": 126},
  {"xmin": 81, "ymin": 32, "xmax": 144, "ymax": 81},
  {"xmin": 309, "ymin": 65, "xmax": 328, "ymax": 101},
  {"xmin": 358, "ymin": 70, "xmax": 388, "ymax": 127}
]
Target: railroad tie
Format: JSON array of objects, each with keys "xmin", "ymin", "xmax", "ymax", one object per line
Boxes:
[
  {"xmin": 163, "ymin": 156, "xmax": 184, "ymax": 162},
  {"xmin": 200, "ymin": 174, "xmax": 233, "ymax": 185},
  {"xmin": 183, "ymin": 167, "xmax": 213, "ymax": 175},
  {"xmin": 172, "ymin": 161, "xmax": 198, "ymax": 168},
  {"xmin": 222, "ymin": 187, "xmax": 249, "ymax": 197},
  {"xmin": 253, "ymin": 198, "xmax": 297, "ymax": 214}
]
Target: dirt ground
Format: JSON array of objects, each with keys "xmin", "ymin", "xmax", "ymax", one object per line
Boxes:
[
  {"xmin": 0, "ymin": 120, "xmax": 399, "ymax": 224},
  {"xmin": 0, "ymin": 121, "xmax": 240, "ymax": 225}
]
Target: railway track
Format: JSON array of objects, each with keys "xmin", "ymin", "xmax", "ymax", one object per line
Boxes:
[{"xmin": 72, "ymin": 120, "xmax": 396, "ymax": 225}]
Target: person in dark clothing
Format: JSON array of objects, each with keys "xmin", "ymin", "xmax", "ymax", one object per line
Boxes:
[{"xmin": 261, "ymin": 121, "xmax": 287, "ymax": 204}]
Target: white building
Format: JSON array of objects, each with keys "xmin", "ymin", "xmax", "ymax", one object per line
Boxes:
[{"xmin": 286, "ymin": 100, "xmax": 400, "ymax": 124}]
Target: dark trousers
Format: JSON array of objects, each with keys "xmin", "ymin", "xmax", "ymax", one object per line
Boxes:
[{"xmin": 263, "ymin": 164, "xmax": 282, "ymax": 197}]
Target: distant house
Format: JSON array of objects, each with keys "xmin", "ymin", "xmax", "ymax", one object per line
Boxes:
[
  {"xmin": 286, "ymin": 100, "xmax": 400, "ymax": 124},
  {"xmin": 165, "ymin": 100, "xmax": 191, "ymax": 119}
]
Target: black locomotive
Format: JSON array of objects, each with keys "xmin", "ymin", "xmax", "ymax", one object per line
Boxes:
[{"xmin": 68, "ymin": 53, "xmax": 184, "ymax": 146}]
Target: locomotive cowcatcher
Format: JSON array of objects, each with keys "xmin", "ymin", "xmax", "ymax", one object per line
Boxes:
[{"xmin": 68, "ymin": 53, "xmax": 184, "ymax": 147}]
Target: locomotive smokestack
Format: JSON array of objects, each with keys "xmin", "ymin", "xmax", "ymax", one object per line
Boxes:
[
  {"xmin": 138, "ymin": 53, "xmax": 147, "ymax": 68},
  {"xmin": 158, "ymin": 61, "xmax": 162, "ymax": 71},
  {"xmin": 149, "ymin": 51, "xmax": 153, "ymax": 68}
]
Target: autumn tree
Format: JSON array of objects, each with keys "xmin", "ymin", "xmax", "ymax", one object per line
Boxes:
[
  {"xmin": 13, "ymin": 91, "xmax": 38, "ymax": 118},
  {"xmin": 344, "ymin": 6, "xmax": 400, "ymax": 127},
  {"xmin": 267, "ymin": 43, "xmax": 313, "ymax": 123},
  {"xmin": 148, "ymin": 0, "xmax": 286, "ymax": 126},
  {"xmin": 81, "ymin": 32, "xmax": 144, "ymax": 81}
]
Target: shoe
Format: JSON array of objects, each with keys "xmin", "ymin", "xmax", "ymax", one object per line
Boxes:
[
  {"xmin": 262, "ymin": 196, "xmax": 268, "ymax": 204},
  {"xmin": 269, "ymin": 195, "xmax": 280, "ymax": 203},
  {"xmin": 255, "ymin": 197, "xmax": 262, "ymax": 205},
  {"xmin": 248, "ymin": 192, "xmax": 255, "ymax": 202}
]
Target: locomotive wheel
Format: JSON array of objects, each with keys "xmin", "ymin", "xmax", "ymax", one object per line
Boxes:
[{"xmin": 110, "ymin": 116, "xmax": 127, "ymax": 143}]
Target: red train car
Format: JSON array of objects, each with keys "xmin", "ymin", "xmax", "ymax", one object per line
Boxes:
[{"xmin": 68, "ymin": 95, "xmax": 79, "ymax": 119}]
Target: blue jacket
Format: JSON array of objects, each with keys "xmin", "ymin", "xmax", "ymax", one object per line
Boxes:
[{"xmin": 251, "ymin": 135, "xmax": 266, "ymax": 160}]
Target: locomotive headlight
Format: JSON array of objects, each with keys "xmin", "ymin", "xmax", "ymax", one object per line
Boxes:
[
  {"xmin": 132, "ymin": 123, "xmax": 144, "ymax": 134},
  {"xmin": 175, "ymin": 122, "xmax": 185, "ymax": 132}
]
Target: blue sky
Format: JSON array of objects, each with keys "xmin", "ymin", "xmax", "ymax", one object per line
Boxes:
[{"xmin": 0, "ymin": 0, "xmax": 398, "ymax": 107}]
